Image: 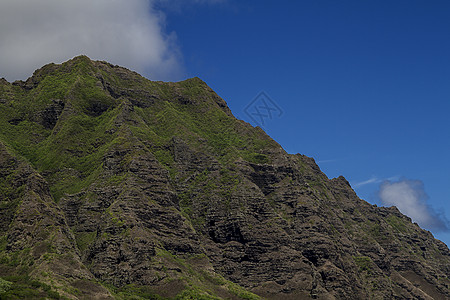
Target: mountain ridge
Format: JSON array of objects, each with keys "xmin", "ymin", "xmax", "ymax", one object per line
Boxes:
[{"xmin": 0, "ymin": 56, "xmax": 449, "ymax": 299}]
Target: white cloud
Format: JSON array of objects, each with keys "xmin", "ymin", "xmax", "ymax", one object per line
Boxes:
[
  {"xmin": 0, "ymin": 0, "xmax": 183, "ymax": 81},
  {"xmin": 378, "ymin": 179, "xmax": 448, "ymax": 232}
]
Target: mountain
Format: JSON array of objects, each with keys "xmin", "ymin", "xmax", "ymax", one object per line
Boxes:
[{"xmin": 0, "ymin": 56, "xmax": 449, "ymax": 299}]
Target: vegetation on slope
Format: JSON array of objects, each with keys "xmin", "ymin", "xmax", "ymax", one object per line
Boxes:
[
  {"xmin": 0, "ymin": 56, "xmax": 271, "ymax": 299},
  {"xmin": 1, "ymin": 56, "xmax": 449, "ymax": 299}
]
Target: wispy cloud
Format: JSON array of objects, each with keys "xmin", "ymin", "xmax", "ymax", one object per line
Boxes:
[
  {"xmin": 316, "ymin": 159, "xmax": 339, "ymax": 164},
  {"xmin": 352, "ymin": 175, "xmax": 399, "ymax": 188},
  {"xmin": 378, "ymin": 179, "xmax": 449, "ymax": 232},
  {"xmin": 353, "ymin": 177, "xmax": 380, "ymax": 188}
]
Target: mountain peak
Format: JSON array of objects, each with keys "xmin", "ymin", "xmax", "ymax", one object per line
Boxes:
[{"xmin": 0, "ymin": 58, "xmax": 449, "ymax": 299}]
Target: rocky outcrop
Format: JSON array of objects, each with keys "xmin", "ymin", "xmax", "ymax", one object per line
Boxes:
[
  {"xmin": 0, "ymin": 56, "xmax": 449, "ymax": 299},
  {"xmin": 0, "ymin": 142, "xmax": 112, "ymax": 299}
]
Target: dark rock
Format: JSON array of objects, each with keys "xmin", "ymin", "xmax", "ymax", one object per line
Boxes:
[{"xmin": 34, "ymin": 99, "xmax": 65, "ymax": 129}]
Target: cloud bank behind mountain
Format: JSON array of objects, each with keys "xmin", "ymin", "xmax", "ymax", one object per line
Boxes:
[
  {"xmin": 0, "ymin": 0, "xmax": 183, "ymax": 81},
  {"xmin": 378, "ymin": 179, "xmax": 449, "ymax": 232}
]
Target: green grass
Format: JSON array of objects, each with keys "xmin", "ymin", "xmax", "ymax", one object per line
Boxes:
[
  {"xmin": 353, "ymin": 256, "xmax": 373, "ymax": 273},
  {"xmin": 175, "ymin": 287, "xmax": 221, "ymax": 300},
  {"xmin": 110, "ymin": 283, "xmax": 163, "ymax": 300},
  {"xmin": 75, "ymin": 231, "xmax": 97, "ymax": 252},
  {"xmin": 386, "ymin": 215, "xmax": 407, "ymax": 233},
  {"xmin": 0, "ymin": 278, "xmax": 12, "ymax": 294},
  {"xmin": 0, "ymin": 275, "xmax": 62, "ymax": 299}
]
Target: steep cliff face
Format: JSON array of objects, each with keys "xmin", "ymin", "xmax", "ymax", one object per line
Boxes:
[{"xmin": 0, "ymin": 56, "xmax": 449, "ymax": 299}]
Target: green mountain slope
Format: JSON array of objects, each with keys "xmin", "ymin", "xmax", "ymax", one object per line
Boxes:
[{"xmin": 0, "ymin": 56, "xmax": 449, "ymax": 299}]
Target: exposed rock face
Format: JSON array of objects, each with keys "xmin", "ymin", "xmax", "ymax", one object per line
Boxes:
[
  {"xmin": 0, "ymin": 142, "xmax": 112, "ymax": 299},
  {"xmin": 0, "ymin": 56, "xmax": 449, "ymax": 299}
]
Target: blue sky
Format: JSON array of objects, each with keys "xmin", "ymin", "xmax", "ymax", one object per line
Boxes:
[
  {"xmin": 159, "ymin": 0, "xmax": 450, "ymax": 245},
  {"xmin": 1, "ymin": 0, "xmax": 449, "ymax": 246}
]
